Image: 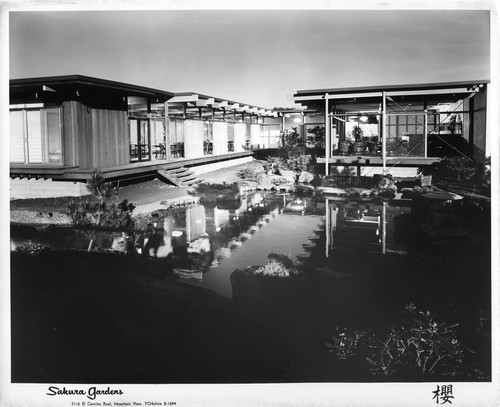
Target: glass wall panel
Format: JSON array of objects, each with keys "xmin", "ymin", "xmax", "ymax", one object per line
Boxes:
[
  {"xmin": 203, "ymin": 121, "xmax": 213, "ymax": 155},
  {"xmin": 10, "ymin": 111, "xmax": 25, "ymax": 163},
  {"xmin": 151, "ymin": 119, "xmax": 166, "ymax": 160},
  {"xmin": 168, "ymin": 119, "xmax": 185, "ymax": 158},
  {"xmin": 9, "ymin": 108, "xmax": 63, "ymax": 165},
  {"xmin": 385, "ymin": 114, "xmax": 425, "ymax": 157},
  {"xmin": 227, "ymin": 123, "xmax": 235, "ymax": 151},
  {"xmin": 27, "ymin": 111, "xmax": 43, "ymax": 163},
  {"xmin": 46, "ymin": 108, "xmax": 62, "ymax": 163},
  {"xmin": 129, "ymin": 120, "xmax": 139, "ymax": 161},
  {"xmin": 139, "ymin": 120, "xmax": 149, "ymax": 159},
  {"xmin": 150, "ymin": 102, "xmax": 165, "ymax": 119},
  {"xmin": 128, "ymin": 97, "xmax": 148, "ymax": 118}
]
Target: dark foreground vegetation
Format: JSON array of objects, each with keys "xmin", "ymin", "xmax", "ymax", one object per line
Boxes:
[{"xmin": 11, "ymin": 238, "xmax": 490, "ymax": 383}]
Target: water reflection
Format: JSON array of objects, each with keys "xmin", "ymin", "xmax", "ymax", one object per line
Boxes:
[
  {"xmin": 11, "ymin": 191, "xmax": 411, "ymax": 298},
  {"xmin": 163, "ymin": 192, "xmax": 320, "ymax": 274},
  {"xmin": 324, "ymin": 199, "xmax": 390, "ymax": 258}
]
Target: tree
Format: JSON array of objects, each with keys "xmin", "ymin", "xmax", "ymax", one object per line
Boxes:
[{"xmin": 306, "ymin": 126, "xmax": 325, "ymax": 148}]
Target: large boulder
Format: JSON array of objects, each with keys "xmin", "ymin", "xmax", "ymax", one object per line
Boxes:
[{"xmin": 187, "ymin": 233, "xmax": 212, "ymax": 254}]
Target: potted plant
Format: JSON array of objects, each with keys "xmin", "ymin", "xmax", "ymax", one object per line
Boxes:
[{"xmin": 352, "ymin": 125, "xmax": 365, "ymax": 154}]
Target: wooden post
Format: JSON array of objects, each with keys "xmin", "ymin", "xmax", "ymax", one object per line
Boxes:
[
  {"xmin": 325, "ymin": 93, "xmax": 330, "ymax": 176},
  {"xmin": 424, "ymin": 113, "xmax": 428, "ymax": 158}
]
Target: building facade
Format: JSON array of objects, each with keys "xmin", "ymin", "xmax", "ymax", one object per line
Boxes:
[
  {"xmin": 9, "ymin": 75, "xmax": 282, "ymax": 197},
  {"xmin": 293, "ymin": 80, "xmax": 489, "ymax": 177}
]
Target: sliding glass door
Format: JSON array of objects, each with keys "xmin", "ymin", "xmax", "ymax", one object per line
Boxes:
[{"xmin": 129, "ymin": 118, "xmax": 150, "ymax": 162}]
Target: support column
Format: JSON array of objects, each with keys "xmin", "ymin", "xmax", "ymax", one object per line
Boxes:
[
  {"xmin": 325, "ymin": 198, "xmax": 330, "ymax": 258},
  {"xmin": 424, "ymin": 113, "xmax": 428, "ymax": 158},
  {"xmin": 382, "ymin": 202, "xmax": 387, "ymax": 254},
  {"xmin": 164, "ymin": 101, "xmax": 171, "ymax": 161},
  {"xmin": 382, "ymin": 91, "xmax": 387, "ymax": 175},
  {"xmin": 325, "ymin": 93, "xmax": 330, "ymax": 175}
]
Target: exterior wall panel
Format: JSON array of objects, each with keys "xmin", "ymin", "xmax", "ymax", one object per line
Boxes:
[{"xmin": 91, "ymin": 108, "xmax": 129, "ymax": 169}]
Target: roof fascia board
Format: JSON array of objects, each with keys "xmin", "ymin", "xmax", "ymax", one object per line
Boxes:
[
  {"xmin": 386, "ymin": 88, "xmax": 478, "ymax": 97},
  {"xmin": 294, "ymin": 80, "xmax": 489, "ymax": 96},
  {"xmin": 294, "ymin": 88, "xmax": 477, "ymax": 102},
  {"xmin": 10, "ymin": 75, "xmax": 175, "ymax": 98},
  {"xmin": 168, "ymin": 94, "xmax": 199, "ymax": 103}
]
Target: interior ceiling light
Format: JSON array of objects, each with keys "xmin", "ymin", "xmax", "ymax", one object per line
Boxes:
[{"xmin": 359, "ymin": 115, "xmax": 368, "ymax": 122}]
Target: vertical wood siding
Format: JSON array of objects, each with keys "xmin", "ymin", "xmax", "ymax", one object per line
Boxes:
[
  {"xmin": 62, "ymin": 101, "xmax": 78, "ymax": 167},
  {"xmin": 91, "ymin": 108, "xmax": 129, "ymax": 169},
  {"xmin": 73, "ymin": 101, "xmax": 94, "ymax": 170}
]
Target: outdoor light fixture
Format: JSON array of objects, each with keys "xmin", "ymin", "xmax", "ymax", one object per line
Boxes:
[{"xmin": 172, "ymin": 230, "xmax": 183, "ymax": 237}]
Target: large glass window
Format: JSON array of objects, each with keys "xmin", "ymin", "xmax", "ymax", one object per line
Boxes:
[
  {"xmin": 227, "ymin": 123, "xmax": 235, "ymax": 152},
  {"xmin": 127, "ymin": 97, "xmax": 148, "ymax": 118},
  {"xmin": 151, "ymin": 119, "xmax": 166, "ymax": 160},
  {"xmin": 386, "ymin": 114, "xmax": 425, "ymax": 157},
  {"xmin": 129, "ymin": 119, "xmax": 150, "ymax": 162},
  {"xmin": 203, "ymin": 121, "xmax": 213, "ymax": 155},
  {"xmin": 169, "ymin": 119, "xmax": 185, "ymax": 158},
  {"xmin": 9, "ymin": 108, "xmax": 63, "ymax": 165},
  {"xmin": 10, "ymin": 110, "xmax": 25, "ymax": 163}
]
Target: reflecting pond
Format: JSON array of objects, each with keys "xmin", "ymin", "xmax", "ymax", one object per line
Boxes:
[{"xmin": 11, "ymin": 191, "xmax": 414, "ymax": 299}]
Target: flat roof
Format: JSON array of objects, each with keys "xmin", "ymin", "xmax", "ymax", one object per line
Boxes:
[
  {"xmin": 294, "ymin": 79, "xmax": 490, "ymax": 97},
  {"xmin": 10, "ymin": 74, "xmax": 175, "ymax": 98},
  {"xmin": 10, "ymin": 75, "xmax": 273, "ymax": 112}
]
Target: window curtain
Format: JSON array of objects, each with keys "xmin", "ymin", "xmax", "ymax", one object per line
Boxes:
[
  {"xmin": 234, "ymin": 123, "xmax": 247, "ymax": 152},
  {"xmin": 250, "ymin": 124, "xmax": 261, "ymax": 148},
  {"xmin": 184, "ymin": 120, "xmax": 204, "ymax": 158},
  {"xmin": 212, "ymin": 121, "xmax": 228, "ymax": 155}
]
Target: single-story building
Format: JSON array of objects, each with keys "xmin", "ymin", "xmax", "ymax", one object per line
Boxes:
[
  {"xmin": 292, "ymin": 80, "xmax": 489, "ymax": 177},
  {"xmin": 9, "ymin": 75, "xmax": 282, "ymax": 198}
]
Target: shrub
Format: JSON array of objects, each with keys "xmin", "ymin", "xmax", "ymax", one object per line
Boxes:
[
  {"xmin": 66, "ymin": 199, "xmax": 135, "ymax": 228},
  {"xmin": 14, "ymin": 241, "xmax": 51, "ymax": 256},
  {"xmin": 66, "ymin": 170, "xmax": 135, "ymax": 229},
  {"xmin": 254, "ymin": 253, "xmax": 300, "ymax": 278},
  {"xmin": 306, "ymin": 126, "xmax": 325, "ymax": 148},
  {"xmin": 286, "ymin": 154, "xmax": 313, "ymax": 172},
  {"xmin": 283, "ymin": 127, "xmax": 307, "ymax": 159},
  {"xmin": 326, "ymin": 304, "xmax": 487, "ymax": 380},
  {"xmin": 265, "ymin": 156, "xmax": 286, "ymax": 171},
  {"xmin": 236, "ymin": 166, "xmax": 263, "ymax": 183},
  {"xmin": 192, "ymin": 182, "xmax": 240, "ymax": 202},
  {"xmin": 422, "ymin": 157, "xmax": 478, "ymax": 182}
]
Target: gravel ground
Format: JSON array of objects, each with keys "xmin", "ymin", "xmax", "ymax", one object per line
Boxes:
[{"xmin": 10, "ymin": 160, "xmax": 267, "ymax": 224}]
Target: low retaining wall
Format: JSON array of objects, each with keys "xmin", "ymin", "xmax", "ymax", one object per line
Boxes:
[
  {"xmin": 190, "ymin": 156, "xmax": 253, "ymax": 176},
  {"xmin": 10, "ymin": 178, "xmax": 88, "ymax": 199}
]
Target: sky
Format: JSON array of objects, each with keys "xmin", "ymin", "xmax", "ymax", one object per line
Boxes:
[{"xmin": 8, "ymin": 8, "xmax": 491, "ymax": 109}]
